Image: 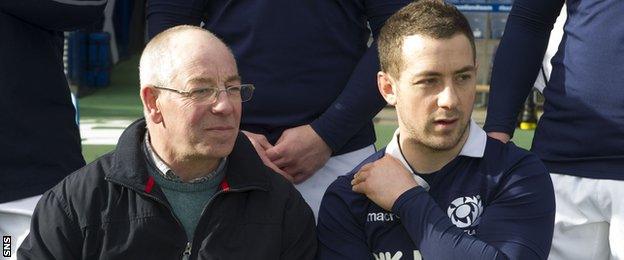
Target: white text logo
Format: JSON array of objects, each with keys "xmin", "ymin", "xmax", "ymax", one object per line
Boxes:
[
  {"xmin": 367, "ymin": 212, "xmax": 398, "ymax": 222},
  {"xmin": 373, "ymin": 251, "xmax": 422, "ymax": 260}
]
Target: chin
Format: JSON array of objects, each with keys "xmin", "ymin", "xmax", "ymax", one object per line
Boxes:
[{"xmin": 206, "ymin": 144, "xmax": 235, "ymax": 158}]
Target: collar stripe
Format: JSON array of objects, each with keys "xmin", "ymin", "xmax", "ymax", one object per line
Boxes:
[
  {"xmin": 144, "ymin": 176, "xmax": 155, "ymax": 193},
  {"xmin": 219, "ymin": 178, "xmax": 230, "ymax": 191}
]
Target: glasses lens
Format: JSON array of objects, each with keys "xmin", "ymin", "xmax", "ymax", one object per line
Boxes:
[
  {"xmin": 240, "ymin": 84, "xmax": 254, "ymax": 102},
  {"xmin": 192, "ymin": 88, "xmax": 217, "ymax": 101}
]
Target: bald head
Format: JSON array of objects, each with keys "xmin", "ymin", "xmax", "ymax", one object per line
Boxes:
[{"xmin": 139, "ymin": 25, "xmax": 235, "ymax": 89}]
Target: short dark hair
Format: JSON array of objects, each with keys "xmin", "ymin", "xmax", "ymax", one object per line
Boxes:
[{"xmin": 378, "ymin": 0, "xmax": 476, "ymax": 78}]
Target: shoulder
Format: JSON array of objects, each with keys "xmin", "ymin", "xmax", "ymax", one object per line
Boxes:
[
  {"xmin": 481, "ymin": 137, "xmax": 549, "ymax": 180},
  {"xmin": 43, "ymin": 153, "xmax": 115, "ymax": 225},
  {"xmin": 481, "ymin": 137, "xmax": 554, "ymax": 204}
]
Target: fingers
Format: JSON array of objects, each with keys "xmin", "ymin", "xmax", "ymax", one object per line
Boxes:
[
  {"xmin": 292, "ymin": 171, "xmax": 313, "ymax": 184},
  {"xmin": 351, "ymin": 168, "xmax": 370, "ymax": 193},
  {"xmin": 242, "ymin": 131, "xmax": 293, "ymax": 182},
  {"xmin": 487, "ymin": 131, "xmax": 511, "ymax": 143},
  {"xmin": 271, "ymin": 156, "xmax": 292, "ymax": 168},
  {"xmin": 242, "ymin": 131, "xmax": 274, "ymax": 150},
  {"xmin": 265, "ymin": 145, "xmax": 285, "ymax": 162}
]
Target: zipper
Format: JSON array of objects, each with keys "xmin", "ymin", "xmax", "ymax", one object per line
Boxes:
[
  {"xmin": 186, "ymin": 186, "xmax": 266, "ymax": 258},
  {"xmin": 182, "ymin": 242, "xmax": 192, "ymax": 260},
  {"xmin": 106, "ymin": 177, "xmax": 266, "ymax": 260},
  {"xmin": 105, "ymin": 178, "xmax": 191, "ymax": 257}
]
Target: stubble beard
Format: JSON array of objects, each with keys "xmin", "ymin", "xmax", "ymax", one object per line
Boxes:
[{"xmin": 410, "ymin": 115, "xmax": 470, "ymax": 153}]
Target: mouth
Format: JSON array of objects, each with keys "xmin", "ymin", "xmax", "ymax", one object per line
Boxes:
[
  {"xmin": 433, "ymin": 118, "xmax": 459, "ymax": 126},
  {"xmin": 205, "ymin": 126, "xmax": 235, "ymax": 131}
]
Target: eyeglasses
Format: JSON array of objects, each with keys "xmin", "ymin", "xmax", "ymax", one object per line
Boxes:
[{"xmin": 153, "ymin": 84, "xmax": 255, "ymax": 104}]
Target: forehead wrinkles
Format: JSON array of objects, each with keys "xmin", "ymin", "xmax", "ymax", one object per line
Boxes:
[{"xmin": 173, "ymin": 53, "xmax": 237, "ymax": 87}]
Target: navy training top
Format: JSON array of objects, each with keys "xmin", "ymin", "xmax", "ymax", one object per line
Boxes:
[
  {"xmin": 485, "ymin": 0, "xmax": 624, "ymax": 180},
  {"xmin": 147, "ymin": 0, "xmax": 411, "ymax": 155},
  {"xmin": 318, "ymin": 124, "xmax": 555, "ymax": 259},
  {"xmin": 0, "ymin": 0, "xmax": 106, "ymax": 203}
]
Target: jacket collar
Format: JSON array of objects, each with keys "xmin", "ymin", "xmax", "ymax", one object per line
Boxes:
[
  {"xmin": 385, "ymin": 119, "xmax": 487, "ymax": 191},
  {"xmin": 107, "ymin": 118, "xmax": 271, "ymax": 193}
]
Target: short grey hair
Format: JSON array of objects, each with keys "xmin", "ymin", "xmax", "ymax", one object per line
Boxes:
[{"xmin": 139, "ymin": 25, "xmax": 219, "ymax": 88}]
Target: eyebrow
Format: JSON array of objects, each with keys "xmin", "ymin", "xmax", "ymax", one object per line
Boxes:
[
  {"xmin": 454, "ymin": 65, "xmax": 476, "ymax": 74},
  {"xmin": 413, "ymin": 65, "xmax": 477, "ymax": 78},
  {"xmin": 187, "ymin": 75, "xmax": 242, "ymax": 86}
]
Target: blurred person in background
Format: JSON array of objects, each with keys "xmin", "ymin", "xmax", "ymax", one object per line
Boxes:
[
  {"xmin": 485, "ymin": 0, "xmax": 624, "ymax": 258},
  {"xmin": 0, "ymin": 0, "xmax": 106, "ymax": 257}
]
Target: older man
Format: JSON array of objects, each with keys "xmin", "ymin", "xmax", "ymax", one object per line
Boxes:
[
  {"xmin": 18, "ymin": 25, "xmax": 316, "ymax": 260},
  {"xmin": 317, "ymin": 1, "xmax": 555, "ymax": 259}
]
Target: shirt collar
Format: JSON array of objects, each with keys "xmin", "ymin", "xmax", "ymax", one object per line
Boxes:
[
  {"xmin": 385, "ymin": 119, "xmax": 486, "ymax": 190},
  {"xmin": 144, "ymin": 131, "xmax": 227, "ymax": 183}
]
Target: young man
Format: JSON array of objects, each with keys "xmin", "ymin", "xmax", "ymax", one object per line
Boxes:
[
  {"xmin": 18, "ymin": 26, "xmax": 316, "ymax": 260},
  {"xmin": 317, "ymin": 1, "xmax": 555, "ymax": 259}
]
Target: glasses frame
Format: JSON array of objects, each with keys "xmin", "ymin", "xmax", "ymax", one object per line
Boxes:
[{"xmin": 153, "ymin": 84, "xmax": 255, "ymax": 103}]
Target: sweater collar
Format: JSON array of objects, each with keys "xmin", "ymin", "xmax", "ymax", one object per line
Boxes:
[{"xmin": 107, "ymin": 118, "xmax": 270, "ymax": 193}]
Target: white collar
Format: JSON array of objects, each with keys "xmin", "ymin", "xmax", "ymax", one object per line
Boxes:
[{"xmin": 384, "ymin": 119, "xmax": 487, "ymax": 190}]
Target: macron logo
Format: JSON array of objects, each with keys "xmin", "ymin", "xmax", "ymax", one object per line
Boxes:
[
  {"xmin": 367, "ymin": 212, "xmax": 398, "ymax": 222},
  {"xmin": 373, "ymin": 251, "xmax": 423, "ymax": 260}
]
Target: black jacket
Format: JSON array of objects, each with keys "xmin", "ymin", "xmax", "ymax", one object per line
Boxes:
[
  {"xmin": 18, "ymin": 119, "xmax": 317, "ymax": 259},
  {"xmin": 0, "ymin": 0, "xmax": 106, "ymax": 203}
]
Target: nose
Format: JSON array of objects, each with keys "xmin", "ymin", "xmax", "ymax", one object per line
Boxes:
[
  {"xmin": 211, "ymin": 91, "xmax": 236, "ymax": 115},
  {"xmin": 437, "ymin": 84, "xmax": 459, "ymax": 110}
]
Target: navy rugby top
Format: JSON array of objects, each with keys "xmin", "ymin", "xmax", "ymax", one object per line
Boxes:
[
  {"xmin": 485, "ymin": 0, "xmax": 624, "ymax": 179},
  {"xmin": 318, "ymin": 122, "xmax": 556, "ymax": 259}
]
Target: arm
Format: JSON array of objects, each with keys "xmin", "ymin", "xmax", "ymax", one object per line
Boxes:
[
  {"xmin": 146, "ymin": 0, "xmax": 204, "ymax": 39},
  {"xmin": 280, "ymin": 187, "xmax": 318, "ymax": 260},
  {"xmin": 309, "ymin": 0, "xmax": 411, "ymax": 152},
  {"xmin": 393, "ymin": 157, "xmax": 555, "ymax": 259},
  {"xmin": 17, "ymin": 191, "xmax": 82, "ymax": 260},
  {"xmin": 317, "ymin": 179, "xmax": 373, "ymax": 260},
  {"xmin": 484, "ymin": 0, "xmax": 564, "ymax": 137},
  {"xmin": 0, "ymin": 0, "xmax": 106, "ymax": 31}
]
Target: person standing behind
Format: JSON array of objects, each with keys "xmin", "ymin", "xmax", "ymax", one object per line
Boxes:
[
  {"xmin": 0, "ymin": 0, "xmax": 106, "ymax": 257},
  {"xmin": 485, "ymin": 0, "xmax": 624, "ymax": 258},
  {"xmin": 147, "ymin": 0, "xmax": 411, "ymax": 216}
]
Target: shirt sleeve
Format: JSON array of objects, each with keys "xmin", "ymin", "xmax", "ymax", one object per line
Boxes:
[
  {"xmin": 317, "ymin": 177, "xmax": 374, "ymax": 260},
  {"xmin": 392, "ymin": 156, "xmax": 555, "ymax": 260},
  {"xmin": 0, "ymin": 0, "xmax": 106, "ymax": 31},
  {"xmin": 146, "ymin": 0, "xmax": 204, "ymax": 39},
  {"xmin": 483, "ymin": 0, "xmax": 564, "ymax": 136},
  {"xmin": 310, "ymin": 0, "xmax": 411, "ymax": 152}
]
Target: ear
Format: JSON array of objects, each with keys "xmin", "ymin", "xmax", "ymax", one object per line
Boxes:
[
  {"xmin": 140, "ymin": 85, "xmax": 163, "ymax": 124},
  {"xmin": 377, "ymin": 71, "xmax": 398, "ymax": 106}
]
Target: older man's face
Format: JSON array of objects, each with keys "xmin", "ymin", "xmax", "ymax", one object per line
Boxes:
[{"xmin": 158, "ymin": 47, "xmax": 241, "ymax": 160}]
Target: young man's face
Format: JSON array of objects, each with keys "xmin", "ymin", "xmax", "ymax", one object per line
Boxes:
[{"xmin": 381, "ymin": 33, "xmax": 477, "ymax": 151}]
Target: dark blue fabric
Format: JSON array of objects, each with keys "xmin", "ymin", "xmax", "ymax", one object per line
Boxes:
[
  {"xmin": 0, "ymin": 0, "xmax": 106, "ymax": 203},
  {"xmin": 318, "ymin": 138, "xmax": 555, "ymax": 259},
  {"xmin": 485, "ymin": 0, "xmax": 624, "ymax": 180},
  {"xmin": 147, "ymin": 0, "xmax": 411, "ymax": 155}
]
